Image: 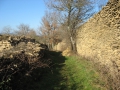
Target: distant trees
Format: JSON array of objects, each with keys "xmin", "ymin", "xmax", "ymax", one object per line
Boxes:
[
  {"xmin": 10, "ymin": 23, "xmax": 41, "ymax": 43},
  {"xmin": 27, "ymin": 29, "xmax": 37, "ymax": 38},
  {"xmin": 2, "ymin": 26, "xmax": 12, "ymax": 35},
  {"xmin": 15, "ymin": 23, "xmax": 37, "ymax": 38},
  {"xmin": 39, "ymin": 11, "xmax": 61, "ymax": 49},
  {"xmin": 15, "ymin": 24, "xmax": 30, "ymax": 36},
  {"xmin": 1, "ymin": 24, "xmax": 39, "ymax": 43},
  {"xmin": 45, "ymin": 0, "xmax": 94, "ymax": 52}
]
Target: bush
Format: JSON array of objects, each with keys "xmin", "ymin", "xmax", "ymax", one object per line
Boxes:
[{"xmin": 0, "ymin": 52, "xmax": 51, "ymax": 90}]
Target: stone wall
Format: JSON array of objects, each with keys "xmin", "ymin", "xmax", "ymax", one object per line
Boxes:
[
  {"xmin": 0, "ymin": 35, "xmax": 46, "ymax": 62},
  {"xmin": 0, "ymin": 35, "xmax": 51, "ymax": 90},
  {"xmin": 0, "ymin": 40, "xmax": 12, "ymax": 51},
  {"xmin": 53, "ymin": 40, "xmax": 68, "ymax": 51},
  {"xmin": 0, "ymin": 35, "xmax": 35, "ymax": 51},
  {"xmin": 77, "ymin": 0, "xmax": 120, "ymax": 88}
]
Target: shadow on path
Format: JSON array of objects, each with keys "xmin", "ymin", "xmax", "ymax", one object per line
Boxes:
[{"xmin": 29, "ymin": 51, "xmax": 67, "ymax": 90}]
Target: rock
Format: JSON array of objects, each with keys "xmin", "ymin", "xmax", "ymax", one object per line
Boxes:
[
  {"xmin": 0, "ymin": 35, "xmax": 47, "ymax": 60},
  {"xmin": 76, "ymin": 0, "xmax": 120, "ymax": 89}
]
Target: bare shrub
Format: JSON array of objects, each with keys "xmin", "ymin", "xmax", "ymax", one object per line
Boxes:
[{"xmin": 0, "ymin": 52, "xmax": 51, "ymax": 90}]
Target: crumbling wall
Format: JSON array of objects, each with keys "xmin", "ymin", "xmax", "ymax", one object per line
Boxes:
[
  {"xmin": 77, "ymin": 0, "xmax": 120, "ymax": 89},
  {"xmin": 0, "ymin": 35, "xmax": 51, "ymax": 90},
  {"xmin": 0, "ymin": 35, "xmax": 46, "ymax": 60}
]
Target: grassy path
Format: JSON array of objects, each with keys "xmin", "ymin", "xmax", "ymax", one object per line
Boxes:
[{"xmin": 30, "ymin": 51, "xmax": 107, "ymax": 90}]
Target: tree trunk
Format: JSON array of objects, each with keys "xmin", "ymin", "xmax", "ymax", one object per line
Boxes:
[
  {"xmin": 71, "ymin": 42, "xmax": 77, "ymax": 53},
  {"xmin": 70, "ymin": 37, "xmax": 77, "ymax": 53}
]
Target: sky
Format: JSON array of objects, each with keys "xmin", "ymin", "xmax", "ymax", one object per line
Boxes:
[
  {"xmin": 0, "ymin": 0, "xmax": 108, "ymax": 33},
  {"xmin": 0, "ymin": 0, "xmax": 47, "ymax": 33}
]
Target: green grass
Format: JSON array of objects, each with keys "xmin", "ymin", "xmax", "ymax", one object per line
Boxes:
[
  {"xmin": 61, "ymin": 56, "xmax": 106, "ymax": 90},
  {"xmin": 23, "ymin": 51, "xmax": 107, "ymax": 90}
]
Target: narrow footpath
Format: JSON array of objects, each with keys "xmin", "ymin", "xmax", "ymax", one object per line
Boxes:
[{"xmin": 29, "ymin": 51, "xmax": 108, "ymax": 90}]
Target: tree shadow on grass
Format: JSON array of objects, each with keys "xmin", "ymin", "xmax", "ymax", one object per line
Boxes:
[{"xmin": 27, "ymin": 51, "xmax": 68, "ymax": 90}]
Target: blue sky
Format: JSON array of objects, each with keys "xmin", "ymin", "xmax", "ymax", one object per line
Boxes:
[
  {"xmin": 0, "ymin": 0, "xmax": 108, "ymax": 33},
  {"xmin": 0, "ymin": 0, "xmax": 46, "ymax": 32}
]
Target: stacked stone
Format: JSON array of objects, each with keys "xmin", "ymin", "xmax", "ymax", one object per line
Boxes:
[
  {"xmin": 99, "ymin": 0, "xmax": 120, "ymax": 29},
  {"xmin": 0, "ymin": 40, "xmax": 12, "ymax": 51},
  {"xmin": 76, "ymin": 0, "xmax": 120, "ymax": 89},
  {"xmin": 0, "ymin": 35, "xmax": 46, "ymax": 63}
]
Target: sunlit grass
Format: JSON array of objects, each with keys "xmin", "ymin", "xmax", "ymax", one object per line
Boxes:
[
  {"xmin": 25, "ymin": 51, "xmax": 107, "ymax": 90},
  {"xmin": 62, "ymin": 56, "xmax": 107, "ymax": 90}
]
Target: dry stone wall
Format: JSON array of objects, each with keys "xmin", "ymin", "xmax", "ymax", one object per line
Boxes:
[
  {"xmin": 0, "ymin": 35, "xmax": 46, "ymax": 62},
  {"xmin": 0, "ymin": 35, "xmax": 51, "ymax": 90},
  {"xmin": 77, "ymin": 0, "xmax": 120, "ymax": 88}
]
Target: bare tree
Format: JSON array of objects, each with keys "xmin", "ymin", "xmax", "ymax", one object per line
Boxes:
[
  {"xmin": 45, "ymin": 0, "xmax": 94, "ymax": 52},
  {"xmin": 39, "ymin": 11, "xmax": 60, "ymax": 49},
  {"xmin": 15, "ymin": 24, "xmax": 30, "ymax": 36},
  {"xmin": 2, "ymin": 26, "xmax": 12, "ymax": 35},
  {"xmin": 27, "ymin": 29, "xmax": 37, "ymax": 38}
]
